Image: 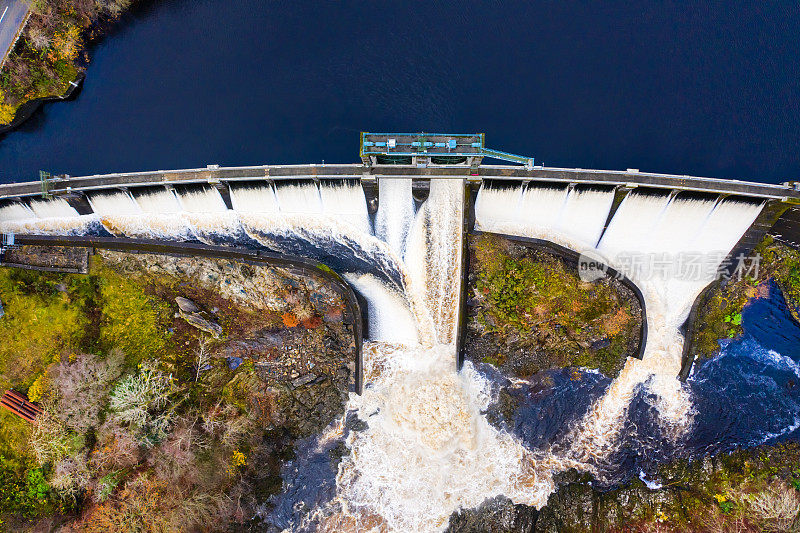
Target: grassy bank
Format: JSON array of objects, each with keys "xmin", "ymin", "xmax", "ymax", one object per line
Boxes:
[
  {"xmin": 691, "ymin": 236, "xmax": 800, "ymax": 360},
  {"xmin": 465, "ymin": 234, "xmax": 641, "ymax": 379},
  {"xmin": 0, "ymin": 0, "xmax": 133, "ymax": 125},
  {"xmin": 0, "ymin": 249, "xmax": 354, "ymax": 531}
]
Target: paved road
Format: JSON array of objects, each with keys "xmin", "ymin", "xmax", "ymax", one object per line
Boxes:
[{"xmin": 0, "ymin": 0, "xmax": 30, "ymax": 66}]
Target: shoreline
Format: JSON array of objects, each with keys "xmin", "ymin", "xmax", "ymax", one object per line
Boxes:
[{"xmin": 0, "ymin": 1, "xmax": 141, "ymax": 133}]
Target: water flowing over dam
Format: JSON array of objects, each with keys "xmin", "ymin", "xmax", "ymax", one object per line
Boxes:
[
  {"xmin": 475, "ymin": 183, "xmax": 763, "ymax": 473},
  {"xmin": 0, "ymin": 161, "xmax": 796, "ymax": 531}
]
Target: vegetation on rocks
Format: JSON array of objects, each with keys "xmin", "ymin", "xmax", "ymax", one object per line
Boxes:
[
  {"xmin": 447, "ymin": 442, "xmax": 800, "ymax": 532},
  {"xmin": 0, "ymin": 247, "xmax": 355, "ymax": 531},
  {"xmin": 465, "ymin": 234, "xmax": 641, "ymax": 378},
  {"xmin": 691, "ymin": 236, "xmax": 800, "ymax": 360},
  {"xmin": 0, "ymin": 0, "xmax": 133, "ymax": 125}
]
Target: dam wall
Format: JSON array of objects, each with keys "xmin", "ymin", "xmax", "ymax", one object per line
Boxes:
[{"xmin": 0, "ymin": 163, "xmax": 797, "ymax": 201}]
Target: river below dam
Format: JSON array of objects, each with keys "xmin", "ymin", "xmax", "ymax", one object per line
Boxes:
[
  {"xmin": 1, "ymin": 177, "xmax": 799, "ymax": 530},
  {"xmin": 0, "ymin": 1, "xmax": 799, "ymax": 182}
]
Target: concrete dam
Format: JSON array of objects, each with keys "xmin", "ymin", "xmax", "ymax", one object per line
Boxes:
[{"xmin": 1, "ymin": 134, "xmax": 799, "ymax": 530}]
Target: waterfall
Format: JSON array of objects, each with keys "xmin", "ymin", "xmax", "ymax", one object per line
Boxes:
[
  {"xmin": 229, "ymin": 183, "xmax": 280, "ymax": 213},
  {"xmin": 320, "ymin": 181, "xmax": 372, "ymax": 235},
  {"xmin": 274, "ymin": 182, "xmax": 323, "ymax": 214},
  {"xmin": 404, "ymin": 180, "xmax": 464, "ymax": 345},
  {"xmin": 0, "ymin": 202, "xmax": 36, "ymax": 221},
  {"xmin": 0, "ymin": 175, "xmax": 770, "ymax": 531},
  {"xmin": 475, "ymin": 183, "xmax": 616, "ymax": 251},
  {"xmin": 87, "ymin": 191, "xmax": 141, "ymax": 216},
  {"xmin": 317, "ymin": 179, "xmax": 569, "ymax": 532},
  {"xmin": 475, "ymin": 183, "xmax": 763, "ymax": 468},
  {"xmin": 175, "ymin": 186, "xmax": 228, "ymax": 213},
  {"xmin": 28, "ymin": 198, "xmax": 79, "ymax": 219},
  {"xmin": 133, "ymin": 188, "xmax": 182, "ymax": 214},
  {"xmin": 375, "ymin": 178, "xmax": 415, "ymax": 258}
]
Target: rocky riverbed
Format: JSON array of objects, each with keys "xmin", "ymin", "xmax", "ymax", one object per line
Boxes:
[{"xmin": 0, "ymin": 245, "xmax": 357, "ymax": 530}]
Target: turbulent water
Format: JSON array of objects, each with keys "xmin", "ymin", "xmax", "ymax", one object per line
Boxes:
[{"xmin": 1, "ymin": 177, "xmax": 795, "ymax": 531}]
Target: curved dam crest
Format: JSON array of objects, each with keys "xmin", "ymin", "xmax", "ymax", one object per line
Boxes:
[{"xmin": 0, "ymin": 163, "xmax": 797, "ymax": 531}]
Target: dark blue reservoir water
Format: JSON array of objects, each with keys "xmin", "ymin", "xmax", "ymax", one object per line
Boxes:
[{"xmin": 1, "ymin": 1, "xmax": 799, "ymax": 182}]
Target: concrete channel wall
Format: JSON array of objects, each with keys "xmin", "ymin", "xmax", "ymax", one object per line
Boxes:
[{"xmin": 4, "ymin": 235, "xmax": 364, "ymax": 395}]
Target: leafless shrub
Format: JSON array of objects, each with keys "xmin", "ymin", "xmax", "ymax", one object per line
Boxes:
[
  {"xmin": 29, "ymin": 404, "xmax": 71, "ymax": 465},
  {"xmin": 92, "ymin": 416, "xmax": 141, "ymax": 471},
  {"xmin": 697, "ymin": 506, "xmax": 756, "ymax": 533},
  {"xmin": 94, "ymin": 0, "xmax": 132, "ymax": 17},
  {"xmin": 194, "ymin": 337, "xmax": 211, "ymax": 382},
  {"xmin": 167, "ymin": 490, "xmax": 234, "ymax": 531},
  {"xmin": 149, "ymin": 415, "xmax": 209, "ymax": 484},
  {"xmin": 200, "ymin": 401, "xmax": 252, "ymax": 447},
  {"xmin": 48, "ymin": 350, "xmax": 125, "ymax": 434},
  {"xmin": 50, "ymin": 452, "xmax": 91, "ymax": 500},
  {"xmin": 222, "ymin": 415, "xmax": 253, "ymax": 448},
  {"xmin": 744, "ymin": 482, "xmax": 800, "ymax": 532},
  {"xmin": 109, "ymin": 361, "xmax": 175, "ymax": 446},
  {"xmin": 27, "ymin": 26, "xmax": 51, "ymax": 49}
]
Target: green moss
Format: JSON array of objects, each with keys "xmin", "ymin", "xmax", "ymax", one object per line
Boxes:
[
  {"xmin": 470, "ymin": 234, "xmax": 638, "ymax": 376},
  {"xmin": 692, "ymin": 237, "xmax": 800, "ymax": 360},
  {"xmin": 0, "ymin": 269, "xmax": 86, "ymax": 391},
  {"xmin": 95, "ymin": 265, "xmax": 173, "ymax": 364}
]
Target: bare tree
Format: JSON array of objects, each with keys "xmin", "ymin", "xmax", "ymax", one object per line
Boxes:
[{"xmin": 194, "ymin": 337, "xmax": 211, "ymax": 382}]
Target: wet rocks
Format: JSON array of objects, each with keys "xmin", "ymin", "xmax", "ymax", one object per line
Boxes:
[
  {"xmin": 175, "ymin": 296, "xmax": 224, "ymax": 338},
  {"xmin": 446, "ymin": 496, "xmax": 538, "ymax": 532},
  {"xmin": 290, "ymin": 373, "xmax": 317, "ymax": 388}
]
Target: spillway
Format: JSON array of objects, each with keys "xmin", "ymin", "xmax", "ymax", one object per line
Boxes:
[
  {"xmin": 475, "ymin": 184, "xmax": 763, "ymax": 473},
  {"xmin": 375, "ymin": 178, "xmax": 415, "ymax": 258},
  {"xmin": 475, "ymin": 182, "xmax": 616, "ymax": 251},
  {"xmin": 28, "ymin": 198, "xmax": 79, "ymax": 219},
  {"xmin": 0, "ymin": 174, "xmax": 775, "ymax": 531}
]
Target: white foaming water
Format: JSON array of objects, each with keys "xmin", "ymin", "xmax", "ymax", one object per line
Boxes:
[
  {"xmin": 475, "ymin": 185, "xmax": 762, "ymax": 465},
  {"xmin": 0, "ymin": 175, "xmax": 768, "ymax": 531},
  {"xmin": 133, "ymin": 188, "xmax": 183, "ymax": 214},
  {"xmin": 343, "ymin": 273, "xmax": 419, "ymax": 345},
  {"xmin": 302, "ymin": 179, "xmax": 577, "ymax": 532},
  {"xmin": 556, "ymin": 187, "xmax": 616, "ymax": 248},
  {"xmin": 275, "ymin": 182, "xmax": 324, "ymax": 214},
  {"xmin": 375, "ymin": 178, "xmax": 415, "ymax": 258},
  {"xmin": 567, "ymin": 194, "xmax": 763, "ymax": 461},
  {"xmin": 0, "ymin": 202, "xmax": 36, "ymax": 221},
  {"xmin": 28, "ymin": 198, "xmax": 79, "ymax": 219},
  {"xmin": 404, "ymin": 180, "xmax": 464, "ymax": 345},
  {"xmin": 475, "ymin": 183, "xmax": 616, "ymax": 251},
  {"xmin": 175, "ymin": 187, "xmax": 228, "ymax": 213},
  {"xmin": 315, "ymin": 344, "xmax": 560, "ymax": 532},
  {"xmin": 229, "ymin": 183, "xmax": 280, "ymax": 213},
  {"xmin": 87, "ymin": 191, "xmax": 141, "ymax": 216},
  {"xmin": 319, "ymin": 181, "xmax": 371, "ymax": 234},
  {"xmin": 0, "ymin": 199, "xmax": 95, "ymax": 235}
]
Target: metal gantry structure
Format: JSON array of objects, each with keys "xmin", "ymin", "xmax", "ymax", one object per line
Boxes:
[{"xmin": 359, "ymin": 132, "xmax": 535, "ymax": 170}]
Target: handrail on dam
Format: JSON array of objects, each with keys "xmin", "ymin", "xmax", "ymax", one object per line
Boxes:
[
  {"xmin": 0, "ymin": 163, "xmax": 797, "ymax": 202},
  {"xmin": 5, "ymin": 235, "xmax": 364, "ymax": 395}
]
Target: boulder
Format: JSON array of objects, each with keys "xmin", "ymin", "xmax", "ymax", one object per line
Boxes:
[
  {"xmin": 175, "ymin": 296, "xmax": 201, "ymax": 314},
  {"xmin": 179, "ymin": 309, "xmax": 223, "ymax": 338}
]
